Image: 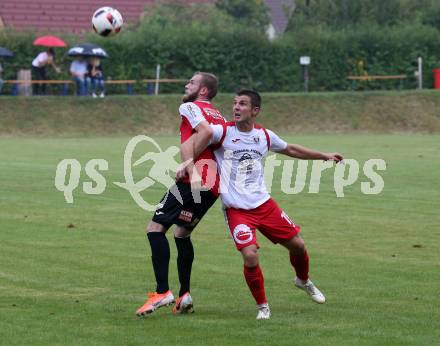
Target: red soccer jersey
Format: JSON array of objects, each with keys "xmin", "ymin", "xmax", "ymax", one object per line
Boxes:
[{"xmin": 179, "ymin": 101, "xmax": 226, "ymax": 195}]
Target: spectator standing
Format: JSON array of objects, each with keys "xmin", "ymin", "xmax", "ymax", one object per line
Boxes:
[{"xmin": 31, "ymin": 48, "xmax": 61, "ymax": 95}]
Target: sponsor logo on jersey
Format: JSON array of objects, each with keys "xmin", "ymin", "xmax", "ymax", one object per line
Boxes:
[
  {"xmin": 233, "ymin": 148, "xmax": 263, "ymax": 157},
  {"xmin": 203, "ymin": 108, "xmax": 224, "ymax": 120},
  {"xmin": 253, "ymin": 136, "xmax": 260, "ymax": 144},
  {"xmin": 239, "ymin": 153, "xmax": 253, "ymax": 161},
  {"xmin": 232, "ymin": 138, "xmax": 241, "ymax": 143},
  {"xmin": 186, "ymin": 104, "xmax": 197, "ymax": 120},
  {"xmin": 238, "ymin": 153, "xmax": 255, "ymax": 174},
  {"xmin": 232, "ymin": 224, "xmax": 253, "ymax": 244}
]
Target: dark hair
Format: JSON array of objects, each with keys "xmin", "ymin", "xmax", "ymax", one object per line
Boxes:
[
  {"xmin": 48, "ymin": 48, "xmax": 55, "ymax": 57},
  {"xmin": 196, "ymin": 72, "xmax": 218, "ymax": 100},
  {"xmin": 236, "ymin": 89, "xmax": 261, "ymax": 108}
]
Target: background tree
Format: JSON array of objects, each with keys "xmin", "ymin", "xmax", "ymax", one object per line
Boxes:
[
  {"xmin": 288, "ymin": 0, "xmax": 432, "ymax": 30},
  {"xmin": 422, "ymin": 1, "xmax": 440, "ymax": 30},
  {"xmin": 215, "ymin": 0, "xmax": 271, "ymax": 33}
]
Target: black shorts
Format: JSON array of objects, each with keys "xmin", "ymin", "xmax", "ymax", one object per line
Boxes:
[{"xmin": 152, "ymin": 181, "xmax": 218, "ymax": 231}]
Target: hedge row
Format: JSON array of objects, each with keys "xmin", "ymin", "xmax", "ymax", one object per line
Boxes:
[{"xmin": 1, "ymin": 15, "xmax": 440, "ymax": 92}]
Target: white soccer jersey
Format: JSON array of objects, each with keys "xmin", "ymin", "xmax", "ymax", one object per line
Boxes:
[{"xmin": 210, "ymin": 123, "xmax": 288, "ymax": 210}]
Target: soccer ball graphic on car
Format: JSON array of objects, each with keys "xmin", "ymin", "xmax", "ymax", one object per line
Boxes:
[{"xmin": 92, "ymin": 7, "xmax": 123, "ymax": 37}]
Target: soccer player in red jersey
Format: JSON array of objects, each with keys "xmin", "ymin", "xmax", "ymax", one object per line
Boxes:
[
  {"xmin": 180, "ymin": 90, "xmax": 344, "ymax": 319},
  {"xmin": 136, "ymin": 73, "xmax": 226, "ymax": 316}
]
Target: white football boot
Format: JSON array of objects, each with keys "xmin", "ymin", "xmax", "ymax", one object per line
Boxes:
[
  {"xmin": 172, "ymin": 292, "xmax": 194, "ymax": 314},
  {"xmin": 294, "ymin": 277, "xmax": 326, "ymax": 304},
  {"xmin": 256, "ymin": 303, "xmax": 271, "ymax": 320}
]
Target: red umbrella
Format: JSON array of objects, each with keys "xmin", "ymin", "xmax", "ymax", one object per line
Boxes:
[{"xmin": 33, "ymin": 35, "xmax": 67, "ymax": 47}]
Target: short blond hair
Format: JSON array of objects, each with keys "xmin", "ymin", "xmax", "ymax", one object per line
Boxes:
[{"xmin": 195, "ymin": 72, "xmax": 218, "ymax": 100}]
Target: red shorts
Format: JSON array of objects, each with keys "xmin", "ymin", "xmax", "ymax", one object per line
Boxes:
[{"xmin": 224, "ymin": 198, "xmax": 301, "ymax": 250}]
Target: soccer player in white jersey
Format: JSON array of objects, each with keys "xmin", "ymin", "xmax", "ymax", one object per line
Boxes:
[{"xmin": 180, "ymin": 90, "xmax": 344, "ymax": 320}]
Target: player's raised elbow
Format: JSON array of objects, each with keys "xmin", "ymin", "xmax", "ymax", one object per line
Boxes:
[{"xmin": 280, "ymin": 144, "xmax": 298, "ymax": 158}]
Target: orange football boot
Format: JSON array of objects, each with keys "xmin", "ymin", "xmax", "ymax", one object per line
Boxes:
[{"xmin": 136, "ymin": 291, "xmax": 175, "ymax": 316}]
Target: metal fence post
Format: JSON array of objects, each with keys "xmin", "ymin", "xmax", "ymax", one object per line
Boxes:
[{"xmin": 155, "ymin": 64, "xmax": 160, "ymax": 95}]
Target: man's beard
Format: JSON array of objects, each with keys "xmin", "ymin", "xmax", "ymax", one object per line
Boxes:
[{"xmin": 182, "ymin": 87, "xmax": 200, "ymax": 102}]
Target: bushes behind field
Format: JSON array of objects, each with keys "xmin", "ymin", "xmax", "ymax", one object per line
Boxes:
[{"xmin": 1, "ymin": 4, "xmax": 440, "ymax": 92}]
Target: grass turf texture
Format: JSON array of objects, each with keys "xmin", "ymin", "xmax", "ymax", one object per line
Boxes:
[
  {"xmin": 1, "ymin": 135, "xmax": 439, "ymax": 345},
  {"xmin": 1, "ymin": 91, "xmax": 440, "ymax": 136}
]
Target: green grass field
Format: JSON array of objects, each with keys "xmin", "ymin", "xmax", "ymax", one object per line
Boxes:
[{"xmin": 1, "ymin": 134, "xmax": 439, "ymax": 345}]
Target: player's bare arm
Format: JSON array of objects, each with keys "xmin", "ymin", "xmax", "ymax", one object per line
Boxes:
[
  {"xmin": 177, "ymin": 121, "xmax": 213, "ymax": 181},
  {"xmin": 181, "ymin": 120, "xmax": 212, "ymax": 163},
  {"xmin": 279, "ymin": 143, "xmax": 344, "ymax": 162}
]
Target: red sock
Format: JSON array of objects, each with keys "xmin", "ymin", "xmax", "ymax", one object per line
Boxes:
[
  {"xmin": 243, "ymin": 265, "xmax": 267, "ymax": 305},
  {"xmin": 290, "ymin": 250, "xmax": 309, "ymax": 281}
]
